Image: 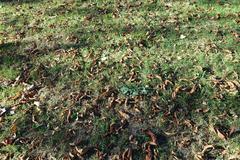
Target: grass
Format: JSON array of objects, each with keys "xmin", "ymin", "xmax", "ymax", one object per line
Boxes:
[{"xmin": 0, "ymin": 0, "xmax": 239, "ymax": 159}]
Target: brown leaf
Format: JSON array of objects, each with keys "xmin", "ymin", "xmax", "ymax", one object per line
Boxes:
[
  {"xmin": 183, "ymin": 119, "xmax": 194, "ymax": 128},
  {"xmin": 1, "ymin": 137, "xmax": 14, "ymax": 146},
  {"xmin": 201, "ymin": 144, "xmax": 214, "ymax": 154},
  {"xmin": 107, "ymin": 122, "xmax": 120, "ymax": 135},
  {"xmin": 172, "ymin": 86, "xmax": 181, "ymax": 99},
  {"xmin": 179, "ymin": 137, "xmax": 191, "ymax": 148},
  {"xmin": 195, "ymin": 154, "xmax": 204, "ymax": 160},
  {"xmin": 74, "ymin": 146, "xmax": 95, "ymax": 157},
  {"xmin": 7, "ymin": 91, "xmax": 22, "ymax": 101},
  {"xmin": 163, "ymin": 131, "xmax": 176, "ymax": 136},
  {"xmin": 164, "ymin": 79, "xmax": 173, "ymax": 86},
  {"xmin": 229, "ymin": 126, "xmax": 237, "ymax": 137},
  {"xmin": 189, "ymin": 84, "xmax": 198, "ymax": 94},
  {"xmin": 66, "ymin": 109, "xmax": 71, "ymax": 123},
  {"xmin": 173, "ymin": 112, "xmax": 179, "ymax": 125},
  {"xmin": 229, "ymin": 153, "xmax": 240, "ymax": 160},
  {"xmin": 228, "ymin": 126, "xmax": 240, "ymax": 138},
  {"xmin": 144, "ymin": 129, "xmax": 158, "ymax": 146},
  {"xmin": 195, "ymin": 108, "xmax": 209, "ymax": 113},
  {"xmin": 214, "ymin": 127, "xmax": 227, "ymax": 140},
  {"xmin": 145, "ymin": 144, "xmax": 154, "ymax": 160},
  {"xmin": 104, "ymin": 120, "xmax": 128, "ymax": 137},
  {"xmin": 119, "ymin": 110, "xmax": 130, "ymax": 120},
  {"xmin": 121, "ymin": 148, "xmax": 133, "ymax": 160},
  {"xmin": 155, "ymin": 75, "xmax": 162, "ymax": 81}
]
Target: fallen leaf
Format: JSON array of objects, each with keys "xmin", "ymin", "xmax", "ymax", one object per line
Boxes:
[
  {"xmin": 214, "ymin": 127, "xmax": 227, "ymax": 140},
  {"xmin": 119, "ymin": 110, "xmax": 130, "ymax": 120},
  {"xmin": 144, "ymin": 129, "xmax": 158, "ymax": 146},
  {"xmin": 107, "ymin": 122, "xmax": 120, "ymax": 135},
  {"xmin": 33, "ymin": 101, "xmax": 40, "ymax": 107},
  {"xmin": 195, "ymin": 108, "xmax": 209, "ymax": 113},
  {"xmin": 163, "ymin": 131, "xmax": 176, "ymax": 136},
  {"xmin": 172, "ymin": 86, "xmax": 181, "ymax": 99},
  {"xmin": 145, "ymin": 144, "xmax": 154, "ymax": 160},
  {"xmin": 121, "ymin": 148, "xmax": 133, "ymax": 160},
  {"xmin": 228, "ymin": 126, "xmax": 240, "ymax": 138},
  {"xmin": 179, "ymin": 137, "xmax": 191, "ymax": 148},
  {"xmin": 229, "ymin": 126, "xmax": 237, "ymax": 137},
  {"xmin": 74, "ymin": 146, "xmax": 95, "ymax": 157},
  {"xmin": 1, "ymin": 137, "xmax": 14, "ymax": 146},
  {"xmin": 189, "ymin": 84, "xmax": 198, "ymax": 94},
  {"xmin": 195, "ymin": 154, "xmax": 203, "ymax": 160},
  {"xmin": 183, "ymin": 119, "xmax": 194, "ymax": 128},
  {"xmin": 66, "ymin": 109, "xmax": 71, "ymax": 123},
  {"xmin": 229, "ymin": 153, "xmax": 240, "ymax": 160},
  {"xmin": 0, "ymin": 107, "xmax": 7, "ymax": 117},
  {"xmin": 201, "ymin": 145, "xmax": 214, "ymax": 154}
]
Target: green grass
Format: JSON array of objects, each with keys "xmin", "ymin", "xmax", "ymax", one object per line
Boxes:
[{"xmin": 0, "ymin": 0, "xmax": 239, "ymax": 159}]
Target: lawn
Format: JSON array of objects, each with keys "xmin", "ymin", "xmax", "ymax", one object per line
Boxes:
[{"xmin": 0, "ymin": 0, "xmax": 239, "ymax": 159}]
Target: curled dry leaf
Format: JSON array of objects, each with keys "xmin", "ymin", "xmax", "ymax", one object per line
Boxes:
[
  {"xmin": 195, "ymin": 108, "xmax": 209, "ymax": 113},
  {"xmin": 179, "ymin": 137, "xmax": 191, "ymax": 148},
  {"xmin": 1, "ymin": 137, "xmax": 14, "ymax": 146},
  {"xmin": 74, "ymin": 146, "xmax": 95, "ymax": 158},
  {"xmin": 229, "ymin": 126, "xmax": 240, "ymax": 138},
  {"xmin": 164, "ymin": 79, "xmax": 173, "ymax": 86},
  {"xmin": 196, "ymin": 145, "xmax": 214, "ymax": 160},
  {"xmin": 121, "ymin": 148, "xmax": 133, "ymax": 160},
  {"xmin": 229, "ymin": 126, "xmax": 237, "ymax": 137},
  {"xmin": 214, "ymin": 127, "xmax": 227, "ymax": 140},
  {"xmin": 119, "ymin": 110, "xmax": 130, "ymax": 120},
  {"xmin": 144, "ymin": 129, "xmax": 158, "ymax": 146},
  {"xmin": 104, "ymin": 120, "xmax": 129, "ymax": 137},
  {"xmin": 0, "ymin": 108, "xmax": 7, "ymax": 117},
  {"xmin": 201, "ymin": 144, "xmax": 214, "ymax": 154},
  {"xmin": 183, "ymin": 119, "xmax": 195, "ymax": 128},
  {"xmin": 155, "ymin": 75, "xmax": 162, "ymax": 81},
  {"xmin": 172, "ymin": 86, "xmax": 181, "ymax": 99},
  {"xmin": 66, "ymin": 109, "xmax": 71, "ymax": 123},
  {"xmin": 163, "ymin": 131, "xmax": 176, "ymax": 136},
  {"xmin": 229, "ymin": 153, "xmax": 240, "ymax": 160},
  {"xmin": 173, "ymin": 112, "xmax": 179, "ymax": 125},
  {"xmin": 145, "ymin": 144, "xmax": 154, "ymax": 160},
  {"xmin": 195, "ymin": 154, "xmax": 203, "ymax": 160},
  {"xmin": 107, "ymin": 122, "xmax": 121, "ymax": 136},
  {"xmin": 189, "ymin": 84, "xmax": 198, "ymax": 94}
]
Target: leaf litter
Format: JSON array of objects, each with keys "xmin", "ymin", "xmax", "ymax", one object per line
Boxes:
[{"xmin": 0, "ymin": 0, "xmax": 239, "ymax": 159}]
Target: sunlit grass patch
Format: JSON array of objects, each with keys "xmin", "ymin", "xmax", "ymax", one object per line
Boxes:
[
  {"xmin": 0, "ymin": 85, "xmax": 22, "ymax": 104},
  {"xmin": 0, "ymin": 66, "xmax": 19, "ymax": 80}
]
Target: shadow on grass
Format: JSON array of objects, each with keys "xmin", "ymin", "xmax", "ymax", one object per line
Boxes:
[{"xmin": 0, "ymin": 42, "xmax": 30, "ymax": 66}]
